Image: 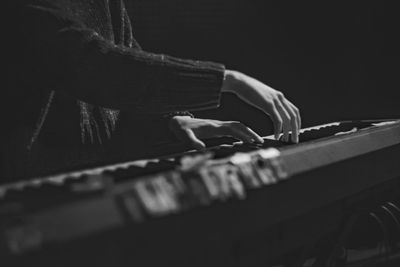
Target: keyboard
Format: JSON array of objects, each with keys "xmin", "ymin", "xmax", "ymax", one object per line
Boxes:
[{"xmin": 1, "ymin": 119, "xmax": 400, "ymax": 267}]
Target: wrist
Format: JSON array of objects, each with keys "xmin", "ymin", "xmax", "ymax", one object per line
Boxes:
[
  {"xmin": 166, "ymin": 112, "xmax": 194, "ymax": 131},
  {"xmin": 221, "ymin": 70, "xmax": 244, "ymax": 94},
  {"xmin": 221, "ymin": 70, "xmax": 236, "ymax": 93}
]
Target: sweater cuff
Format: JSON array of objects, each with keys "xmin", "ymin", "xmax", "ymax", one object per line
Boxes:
[{"xmin": 136, "ymin": 55, "xmax": 225, "ymax": 114}]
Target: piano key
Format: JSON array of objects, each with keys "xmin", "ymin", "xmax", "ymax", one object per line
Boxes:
[
  {"xmin": 236, "ymin": 161, "xmax": 263, "ymax": 189},
  {"xmin": 133, "ymin": 179, "xmax": 170, "ymax": 217},
  {"xmin": 183, "ymin": 171, "xmax": 212, "ymax": 206}
]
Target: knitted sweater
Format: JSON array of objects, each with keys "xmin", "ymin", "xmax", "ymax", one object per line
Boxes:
[{"xmin": 2, "ymin": 0, "xmax": 225, "ymax": 179}]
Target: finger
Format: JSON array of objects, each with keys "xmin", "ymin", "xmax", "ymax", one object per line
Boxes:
[
  {"xmin": 235, "ymin": 124, "xmax": 264, "ymax": 143},
  {"xmin": 268, "ymin": 107, "xmax": 283, "ymax": 140},
  {"xmin": 221, "ymin": 122, "xmax": 258, "ymax": 143},
  {"xmin": 282, "ymin": 99, "xmax": 299, "ymax": 143},
  {"xmin": 184, "ymin": 129, "xmax": 206, "ymax": 150},
  {"xmin": 274, "ymin": 99, "xmax": 291, "ymax": 142},
  {"xmin": 288, "ymin": 101, "xmax": 301, "ymax": 130},
  {"xmin": 243, "ymin": 126, "xmax": 264, "ymax": 144}
]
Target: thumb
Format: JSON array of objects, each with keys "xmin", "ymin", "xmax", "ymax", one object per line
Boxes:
[{"xmin": 184, "ymin": 129, "xmax": 206, "ymax": 150}]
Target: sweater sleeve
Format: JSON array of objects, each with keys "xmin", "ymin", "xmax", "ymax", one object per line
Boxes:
[{"xmin": 17, "ymin": 2, "xmax": 225, "ymax": 114}]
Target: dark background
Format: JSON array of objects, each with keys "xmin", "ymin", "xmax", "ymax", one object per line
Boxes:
[{"xmin": 126, "ymin": 0, "xmax": 399, "ymax": 135}]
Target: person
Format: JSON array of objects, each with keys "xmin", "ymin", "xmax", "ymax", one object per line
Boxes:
[{"xmin": 2, "ymin": 0, "xmax": 300, "ymax": 180}]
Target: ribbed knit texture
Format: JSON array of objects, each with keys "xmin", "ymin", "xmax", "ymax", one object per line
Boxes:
[
  {"xmin": 11, "ymin": 0, "xmax": 225, "ymax": 144},
  {"xmin": 2, "ymin": 0, "xmax": 225, "ymax": 179}
]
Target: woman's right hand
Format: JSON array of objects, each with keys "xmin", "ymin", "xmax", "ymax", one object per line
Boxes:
[{"xmin": 168, "ymin": 116, "xmax": 264, "ymax": 150}]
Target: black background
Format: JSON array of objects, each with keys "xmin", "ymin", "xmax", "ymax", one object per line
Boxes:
[{"xmin": 125, "ymin": 0, "xmax": 399, "ymax": 135}]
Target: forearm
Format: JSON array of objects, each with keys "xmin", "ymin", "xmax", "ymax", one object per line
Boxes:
[
  {"xmin": 69, "ymin": 37, "xmax": 225, "ymax": 112},
  {"xmin": 20, "ymin": 2, "xmax": 225, "ymax": 114}
]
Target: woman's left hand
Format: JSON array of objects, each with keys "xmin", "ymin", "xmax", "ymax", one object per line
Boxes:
[{"xmin": 221, "ymin": 70, "xmax": 301, "ymax": 143}]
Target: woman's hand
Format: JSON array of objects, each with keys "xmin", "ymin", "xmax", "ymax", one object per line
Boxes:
[
  {"xmin": 169, "ymin": 116, "xmax": 264, "ymax": 150},
  {"xmin": 221, "ymin": 70, "xmax": 301, "ymax": 143}
]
